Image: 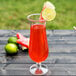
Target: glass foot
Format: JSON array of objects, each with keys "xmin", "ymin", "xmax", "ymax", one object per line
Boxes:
[{"xmin": 30, "ymin": 63, "xmax": 48, "ymax": 75}]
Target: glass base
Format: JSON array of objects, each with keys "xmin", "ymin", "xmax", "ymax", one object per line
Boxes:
[{"xmin": 30, "ymin": 64, "xmax": 48, "ymax": 75}]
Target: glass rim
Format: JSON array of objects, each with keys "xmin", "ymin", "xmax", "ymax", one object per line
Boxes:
[{"xmin": 27, "ymin": 13, "xmax": 46, "ymax": 22}]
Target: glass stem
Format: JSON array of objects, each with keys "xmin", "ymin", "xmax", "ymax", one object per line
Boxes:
[{"xmin": 36, "ymin": 63, "xmax": 41, "ymax": 70}]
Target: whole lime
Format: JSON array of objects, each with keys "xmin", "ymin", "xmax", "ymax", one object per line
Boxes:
[
  {"xmin": 5, "ymin": 43, "xmax": 18, "ymax": 54},
  {"xmin": 8, "ymin": 37, "xmax": 18, "ymax": 44}
]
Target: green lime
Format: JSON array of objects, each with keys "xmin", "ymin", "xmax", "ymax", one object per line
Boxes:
[
  {"xmin": 8, "ymin": 37, "xmax": 18, "ymax": 44},
  {"xmin": 5, "ymin": 43, "xmax": 18, "ymax": 54}
]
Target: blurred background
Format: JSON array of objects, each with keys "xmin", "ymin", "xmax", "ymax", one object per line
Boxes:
[{"xmin": 0, "ymin": 0, "xmax": 76, "ymax": 30}]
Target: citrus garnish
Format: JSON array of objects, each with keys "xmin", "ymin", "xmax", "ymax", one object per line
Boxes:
[
  {"xmin": 42, "ymin": 8, "xmax": 56, "ymax": 21},
  {"xmin": 43, "ymin": 1, "xmax": 55, "ymax": 10}
]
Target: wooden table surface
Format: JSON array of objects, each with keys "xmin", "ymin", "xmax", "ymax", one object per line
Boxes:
[{"xmin": 0, "ymin": 30, "xmax": 76, "ymax": 75}]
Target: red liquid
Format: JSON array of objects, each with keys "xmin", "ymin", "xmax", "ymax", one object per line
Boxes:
[{"xmin": 29, "ymin": 24, "xmax": 49, "ymax": 63}]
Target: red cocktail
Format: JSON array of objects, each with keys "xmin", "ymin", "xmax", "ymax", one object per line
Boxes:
[
  {"xmin": 29, "ymin": 24, "xmax": 48, "ymax": 63},
  {"xmin": 27, "ymin": 14, "xmax": 49, "ymax": 75}
]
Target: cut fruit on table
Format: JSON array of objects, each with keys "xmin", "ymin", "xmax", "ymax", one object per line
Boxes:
[
  {"xmin": 16, "ymin": 33, "xmax": 29, "ymax": 49},
  {"xmin": 40, "ymin": 1, "xmax": 56, "ymax": 21},
  {"xmin": 4, "ymin": 33, "xmax": 29, "ymax": 55},
  {"xmin": 17, "ymin": 38, "xmax": 29, "ymax": 48},
  {"xmin": 16, "ymin": 33, "xmax": 27, "ymax": 40}
]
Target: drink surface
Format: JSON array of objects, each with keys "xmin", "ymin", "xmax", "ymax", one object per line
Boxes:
[{"xmin": 29, "ymin": 24, "xmax": 49, "ymax": 63}]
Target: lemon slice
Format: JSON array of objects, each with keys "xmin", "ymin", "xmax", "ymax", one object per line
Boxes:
[
  {"xmin": 42, "ymin": 8, "xmax": 56, "ymax": 21},
  {"xmin": 43, "ymin": 1, "xmax": 55, "ymax": 10}
]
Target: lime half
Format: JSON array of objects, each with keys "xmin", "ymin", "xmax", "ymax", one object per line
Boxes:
[{"xmin": 42, "ymin": 8, "xmax": 56, "ymax": 21}]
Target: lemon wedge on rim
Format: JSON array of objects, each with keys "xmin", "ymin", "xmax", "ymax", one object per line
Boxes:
[
  {"xmin": 42, "ymin": 8, "xmax": 56, "ymax": 21},
  {"xmin": 41, "ymin": 1, "xmax": 56, "ymax": 21},
  {"xmin": 43, "ymin": 1, "xmax": 55, "ymax": 10}
]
